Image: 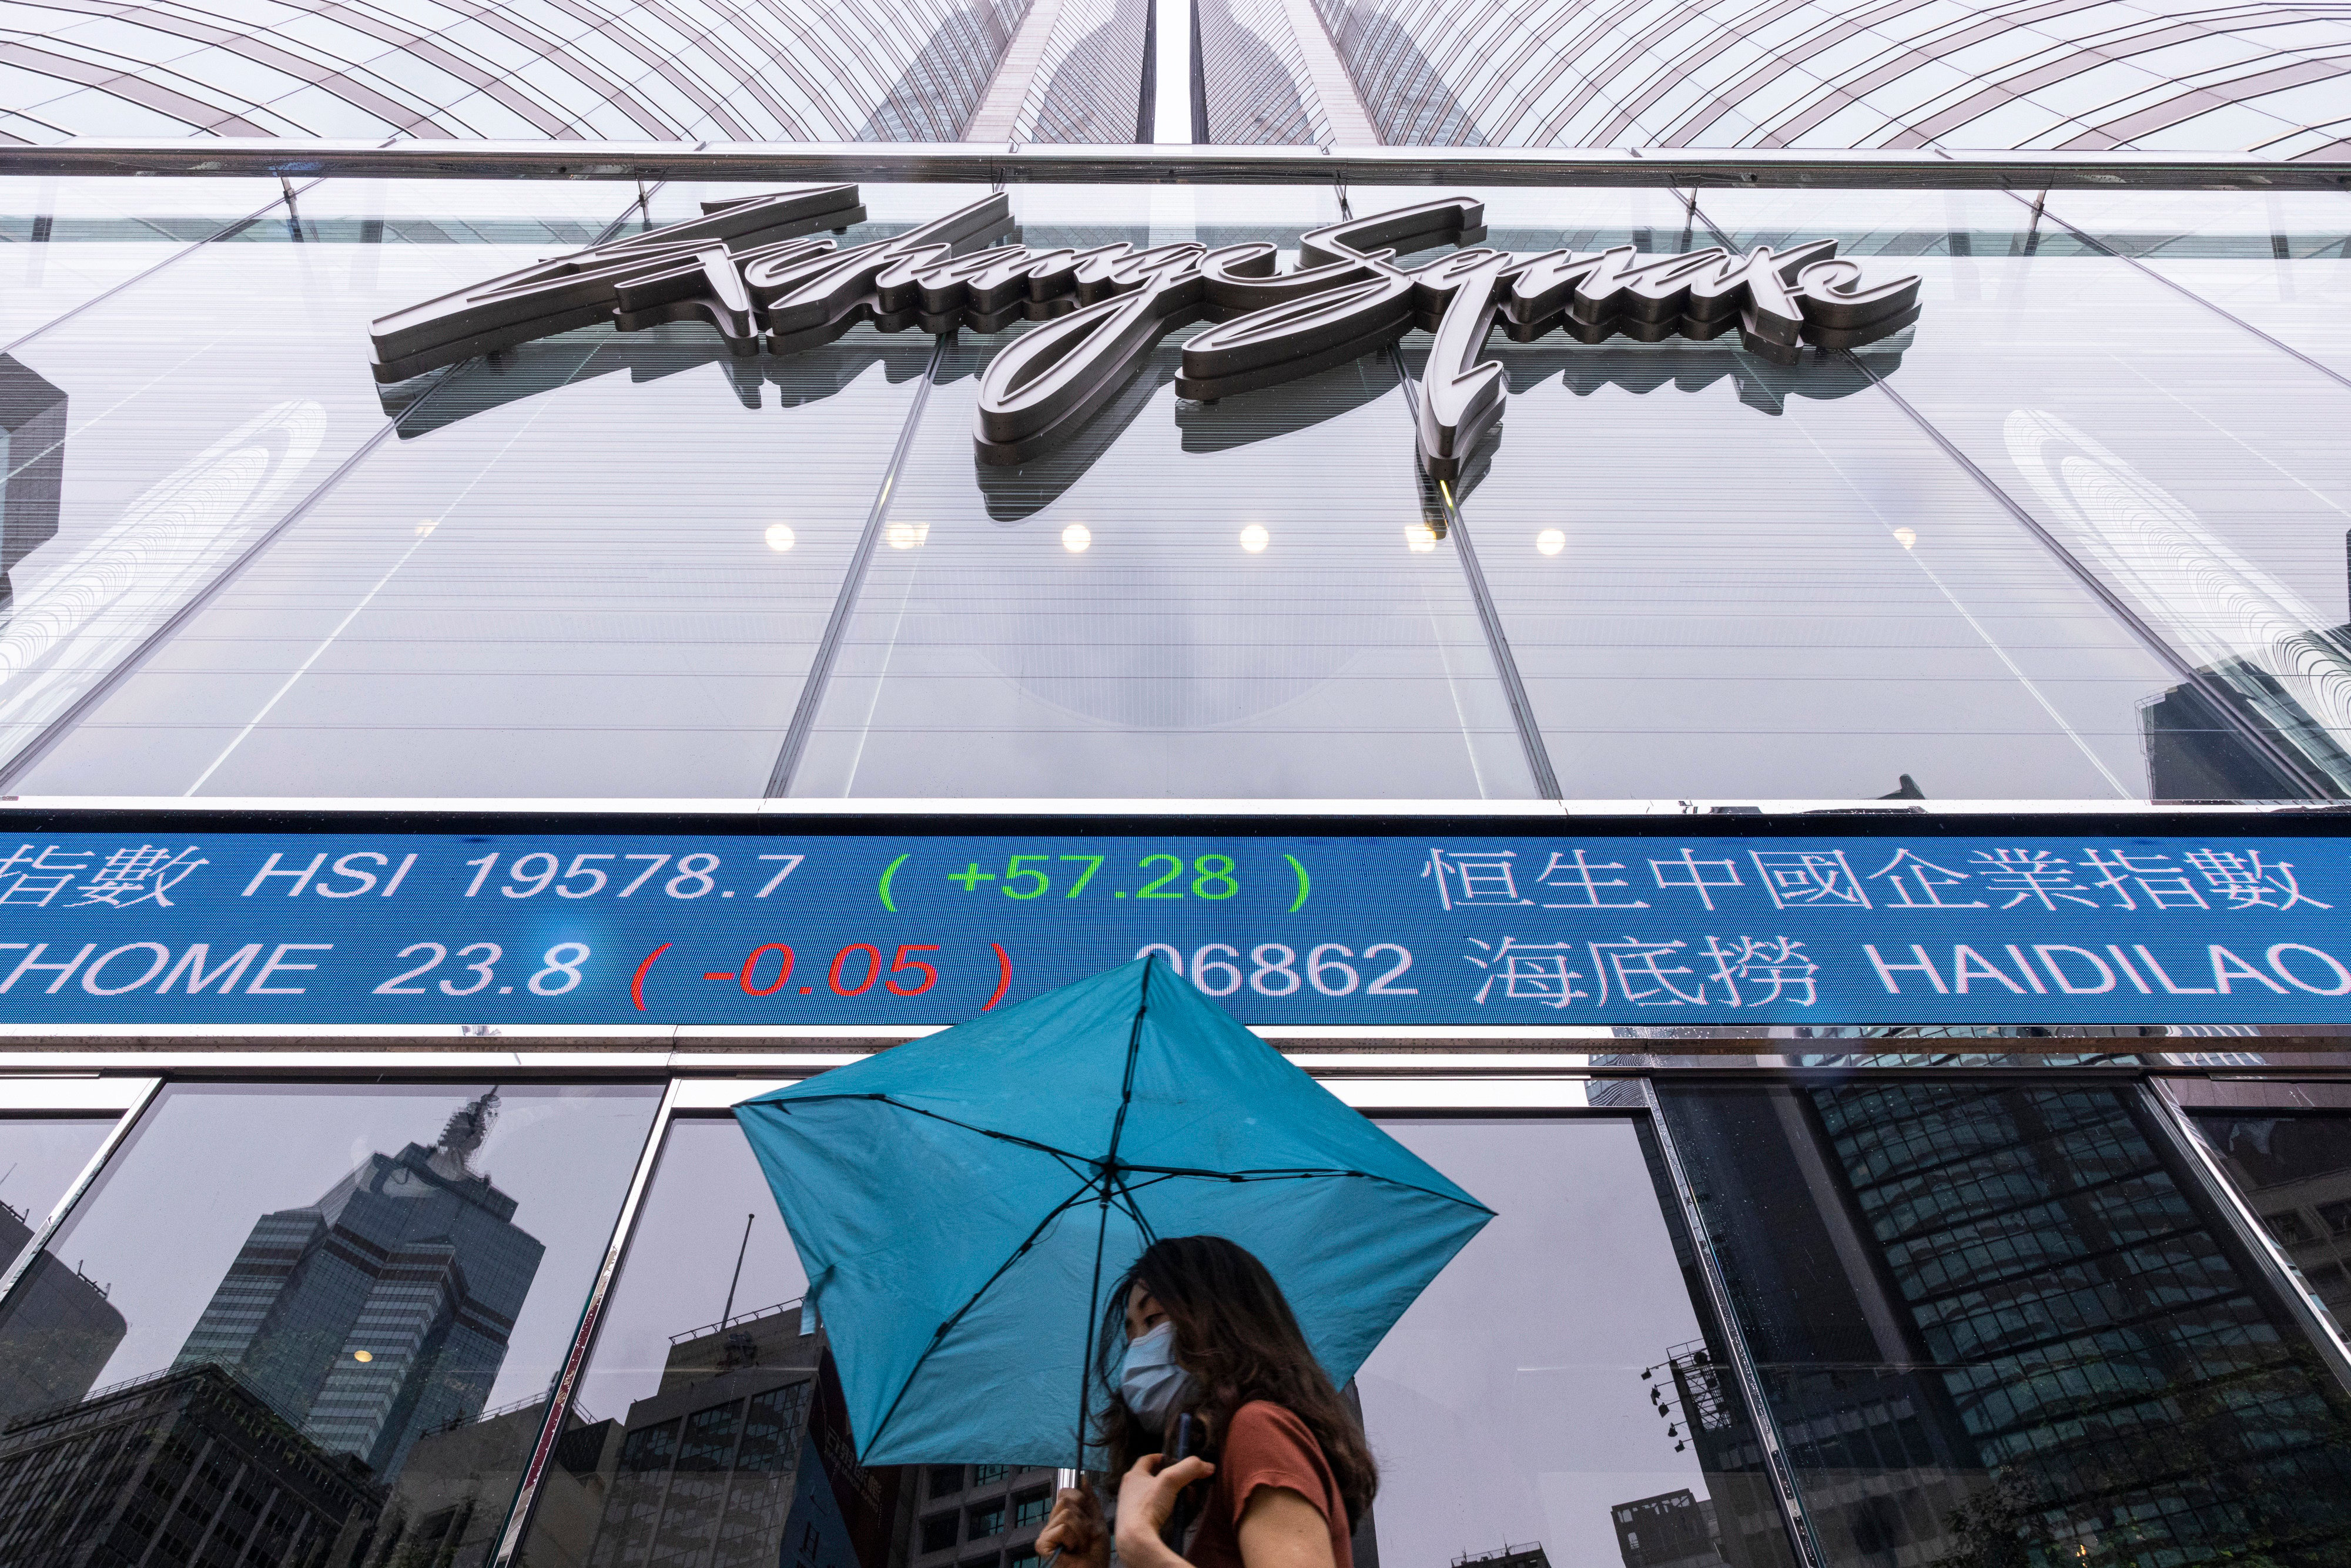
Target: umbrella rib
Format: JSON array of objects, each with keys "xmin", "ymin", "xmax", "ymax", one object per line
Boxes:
[{"xmin": 861, "ymin": 1172, "xmax": 1107, "ymax": 1457}]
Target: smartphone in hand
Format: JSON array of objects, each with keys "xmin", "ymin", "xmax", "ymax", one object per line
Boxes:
[{"xmin": 1164, "ymin": 1413, "xmax": 1205, "ymax": 1549}]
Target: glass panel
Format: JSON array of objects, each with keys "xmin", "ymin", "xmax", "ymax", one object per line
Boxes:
[
  {"xmin": 1442, "ymin": 324, "xmax": 2176, "ymax": 799},
  {"xmin": 517, "ymin": 1114, "xmax": 1063, "ymax": 1568},
  {"xmin": 0, "ymin": 175, "xmax": 290, "ymax": 347},
  {"xmin": 2192, "ymin": 1110, "xmax": 2351, "ymax": 1329},
  {"xmin": 0, "ymin": 1115, "xmax": 112, "ymax": 1265},
  {"xmin": 2039, "ymin": 189, "xmax": 2351, "ymax": 384},
  {"xmin": 1655, "ymin": 1080, "xmax": 2351, "ymax": 1567},
  {"xmin": 28, "ymin": 323, "xmax": 929, "ymax": 796},
  {"xmin": 782, "ymin": 182, "xmax": 1528, "ymax": 800},
  {"xmin": 1699, "ymin": 195, "xmax": 2351, "ymax": 799},
  {"xmin": 0, "ymin": 1082, "xmax": 661, "ymax": 1566},
  {"xmin": 0, "ymin": 223, "xmax": 641, "ymax": 793},
  {"xmin": 791, "ymin": 326, "xmax": 1531, "ymax": 799},
  {"xmin": 259, "ymin": 177, "xmax": 654, "ymax": 247},
  {"xmin": 1360, "ymin": 1116, "xmax": 1797, "ymax": 1568}
]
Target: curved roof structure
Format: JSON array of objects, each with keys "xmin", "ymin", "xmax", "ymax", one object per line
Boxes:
[
  {"xmin": 0, "ymin": 0, "xmax": 2344, "ymax": 151},
  {"xmin": 1312, "ymin": 0, "xmax": 2351, "ymax": 154},
  {"xmin": 0, "ymin": 0, "xmax": 1029, "ymax": 142}
]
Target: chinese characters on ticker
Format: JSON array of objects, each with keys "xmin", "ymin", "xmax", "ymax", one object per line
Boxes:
[{"xmin": 0, "ymin": 832, "xmax": 2343, "ymax": 1027}]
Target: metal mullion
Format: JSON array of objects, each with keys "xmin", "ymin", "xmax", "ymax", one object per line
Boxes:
[
  {"xmin": 0, "ymin": 1076, "xmax": 160, "ymax": 1315},
  {"xmin": 2137, "ymin": 1079, "xmax": 2351, "ymax": 1396},
  {"xmin": 1670, "ymin": 190, "xmax": 2339, "ymax": 803},
  {"xmin": 0, "ymin": 180, "xmax": 665, "ymax": 793},
  {"xmin": 0, "ymin": 179, "xmax": 326, "ymax": 360},
  {"xmin": 490, "ymin": 1076, "xmax": 686, "ymax": 1568},
  {"xmin": 765, "ymin": 332, "xmax": 951, "ymax": 797},
  {"xmin": 2005, "ymin": 187, "xmax": 2351, "ymax": 399},
  {"xmin": 1635, "ymin": 1077, "xmax": 1828, "ymax": 1568}
]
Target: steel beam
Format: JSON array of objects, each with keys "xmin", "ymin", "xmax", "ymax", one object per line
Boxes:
[{"xmin": 4, "ymin": 138, "xmax": 2348, "ymax": 188}]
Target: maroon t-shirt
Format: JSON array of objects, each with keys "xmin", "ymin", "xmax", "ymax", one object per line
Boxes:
[{"xmin": 1184, "ymin": 1402, "xmax": 1352, "ymax": 1568}]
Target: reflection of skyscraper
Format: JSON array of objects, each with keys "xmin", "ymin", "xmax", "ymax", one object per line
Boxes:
[
  {"xmin": 0, "ymin": 1200, "xmax": 128, "ymax": 1424},
  {"xmin": 355, "ymin": 1396, "xmax": 618, "ymax": 1568},
  {"xmin": 1657, "ymin": 1082, "xmax": 2351, "ymax": 1566},
  {"xmin": 172, "ymin": 1091, "xmax": 545, "ymax": 1483}
]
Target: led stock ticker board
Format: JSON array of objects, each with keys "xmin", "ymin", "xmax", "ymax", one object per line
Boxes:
[{"xmin": 1, "ymin": 826, "xmax": 2349, "ymax": 1029}]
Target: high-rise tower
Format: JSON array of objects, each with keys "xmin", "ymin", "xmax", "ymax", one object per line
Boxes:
[{"xmin": 170, "ymin": 1091, "xmax": 546, "ymax": 1482}]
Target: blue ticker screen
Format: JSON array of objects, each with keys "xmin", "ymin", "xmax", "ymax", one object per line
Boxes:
[{"xmin": 0, "ymin": 822, "xmax": 2345, "ymax": 1027}]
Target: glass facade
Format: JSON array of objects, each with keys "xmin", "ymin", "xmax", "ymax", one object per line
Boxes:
[
  {"xmin": 0, "ymin": 175, "xmax": 2347, "ymax": 800},
  {"xmin": 4, "ymin": 1074, "xmax": 2344, "ymax": 1568}
]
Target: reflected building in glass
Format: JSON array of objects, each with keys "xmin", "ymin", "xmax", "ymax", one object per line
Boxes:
[
  {"xmin": 1658, "ymin": 1082, "xmax": 2351, "ymax": 1566},
  {"xmin": 0, "ymin": 1198, "xmax": 123, "ymax": 1426},
  {"xmin": 170, "ymin": 1090, "xmax": 546, "ymax": 1484},
  {"xmin": 577, "ymin": 1298, "xmax": 917, "ymax": 1568}
]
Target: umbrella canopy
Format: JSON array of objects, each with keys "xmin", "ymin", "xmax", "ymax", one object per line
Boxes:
[{"xmin": 733, "ymin": 954, "xmax": 1493, "ymax": 1469}]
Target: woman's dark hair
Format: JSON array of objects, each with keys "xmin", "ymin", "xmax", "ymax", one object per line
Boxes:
[{"xmin": 1092, "ymin": 1235, "xmax": 1377, "ymax": 1527}]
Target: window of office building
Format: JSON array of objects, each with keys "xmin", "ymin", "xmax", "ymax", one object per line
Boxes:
[
  {"xmin": 0, "ymin": 1083, "xmax": 660, "ymax": 1568},
  {"xmin": 1653, "ymin": 1081, "xmax": 2351, "ymax": 1567}
]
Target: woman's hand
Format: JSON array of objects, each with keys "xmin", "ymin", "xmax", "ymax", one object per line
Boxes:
[
  {"xmin": 1037, "ymin": 1477, "xmax": 1108, "ymax": 1568},
  {"xmin": 1113, "ymin": 1452, "xmax": 1216, "ymax": 1568}
]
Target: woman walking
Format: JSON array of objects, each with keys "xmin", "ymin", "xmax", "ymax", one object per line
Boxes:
[{"xmin": 1036, "ymin": 1235, "xmax": 1377, "ymax": 1568}]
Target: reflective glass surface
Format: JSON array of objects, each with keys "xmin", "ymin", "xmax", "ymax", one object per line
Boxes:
[
  {"xmin": 2195, "ymin": 1109, "xmax": 2351, "ymax": 1329},
  {"xmin": 0, "ymin": 234, "xmax": 638, "ymax": 790},
  {"xmin": 1703, "ymin": 187, "xmax": 2351, "ymax": 799},
  {"xmin": 790, "ymin": 330, "xmax": 1531, "ymax": 799},
  {"xmin": 0, "ymin": 176, "xmax": 293, "ymax": 347},
  {"xmin": 1656, "ymin": 1080, "xmax": 2351, "ymax": 1567},
  {"xmin": 514, "ymin": 1114, "xmax": 1061, "ymax": 1568},
  {"xmin": 2039, "ymin": 189, "xmax": 2351, "ymax": 383},
  {"xmin": 0, "ymin": 1114, "xmax": 110, "ymax": 1266},
  {"xmin": 524, "ymin": 1111, "xmax": 1791, "ymax": 1568},
  {"xmin": 788, "ymin": 189, "xmax": 1529, "ymax": 799},
  {"xmin": 1359, "ymin": 1117, "xmax": 1796, "ymax": 1568},
  {"xmin": 1, "ymin": 176, "xmax": 2346, "ymax": 801},
  {"xmin": 0, "ymin": 1083, "xmax": 660, "ymax": 1566}
]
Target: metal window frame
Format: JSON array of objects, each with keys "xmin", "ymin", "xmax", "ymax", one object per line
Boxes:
[
  {"xmin": 5, "ymin": 139, "xmax": 2349, "ymax": 188},
  {"xmin": 0, "ymin": 1076, "xmax": 160, "ymax": 1310},
  {"xmin": 10, "ymin": 1058, "xmax": 2351, "ymax": 1568},
  {"xmin": 2140, "ymin": 1079, "xmax": 2351, "ymax": 1395}
]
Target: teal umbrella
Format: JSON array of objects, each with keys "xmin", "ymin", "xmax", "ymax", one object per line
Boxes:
[{"xmin": 733, "ymin": 954, "xmax": 1493, "ymax": 1468}]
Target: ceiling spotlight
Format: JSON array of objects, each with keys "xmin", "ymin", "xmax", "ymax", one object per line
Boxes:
[
  {"xmin": 1405, "ymin": 523, "xmax": 1438, "ymax": 552},
  {"xmin": 1535, "ymin": 528, "xmax": 1566, "ymax": 556},
  {"xmin": 1894, "ymin": 527, "xmax": 1918, "ymax": 550},
  {"xmin": 1061, "ymin": 523, "xmax": 1091, "ymax": 552},
  {"xmin": 765, "ymin": 522, "xmax": 795, "ymax": 552},
  {"xmin": 886, "ymin": 521, "xmax": 929, "ymax": 550},
  {"xmin": 1240, "ymin": 524, "xmax": 1270, "ymax": 554}
]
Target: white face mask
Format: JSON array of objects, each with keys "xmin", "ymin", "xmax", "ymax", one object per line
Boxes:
[{"xmin": 1119, "ymin": 1322, "xmax": 1194, "ymax": 1432}]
